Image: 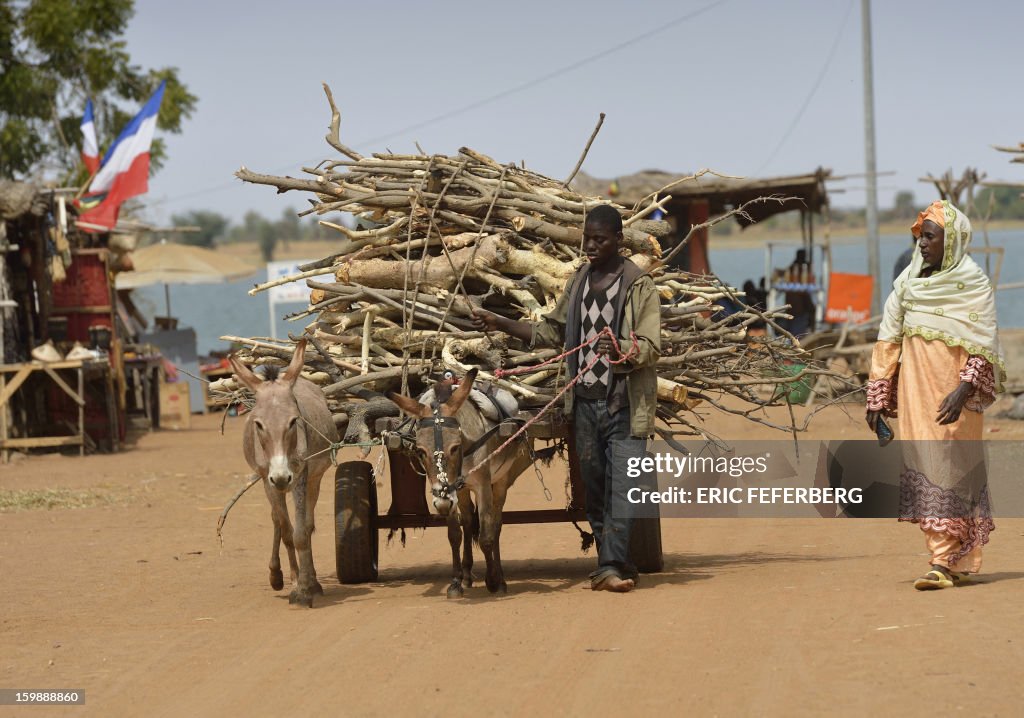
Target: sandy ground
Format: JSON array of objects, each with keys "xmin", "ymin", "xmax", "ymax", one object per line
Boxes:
[{"xmin": 2, "ymin": 399, "xmax": 1024, "ymax": 717}]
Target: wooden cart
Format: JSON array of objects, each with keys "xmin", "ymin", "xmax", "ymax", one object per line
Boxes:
[{"xmin": 333, "ymin": 409, "xmax": 664, "ymax": 583}]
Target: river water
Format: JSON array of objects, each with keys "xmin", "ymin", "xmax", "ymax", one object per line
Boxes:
[{"xmin": 131, "ymin": 229, "xmax": 1024, "ymax": 357}]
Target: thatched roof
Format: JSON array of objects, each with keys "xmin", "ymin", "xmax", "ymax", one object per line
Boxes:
[
  {"xmin": 0, "ymin": 181, "xmax": 47, "ymax": 221},
  {"xmin": 572, "ymin": 168, "xmax": 831, "ymax": 227}
]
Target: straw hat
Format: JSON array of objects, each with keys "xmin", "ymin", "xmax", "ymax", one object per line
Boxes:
[{"xmin": 31, "ymin": 340, "xmax": 62, "ymax": 362}]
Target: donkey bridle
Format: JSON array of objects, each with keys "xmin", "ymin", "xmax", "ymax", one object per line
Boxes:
[
  {"xmin": 417, "ymin": 411, "xmax": 463, "ymax": 499},
  {"xmin": 416, "ymin": 407, "xmax": 506, "ymax": 500}
]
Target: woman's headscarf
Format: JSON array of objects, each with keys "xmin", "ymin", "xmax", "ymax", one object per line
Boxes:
[{"xmin": 879, "ymin": 200, "xmax": 1005, "ymax": 390}]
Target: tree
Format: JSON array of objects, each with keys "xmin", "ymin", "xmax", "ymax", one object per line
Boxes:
[
  {"xmin": 228, "ymin": 211, "xmax": 277, "ymax": 262},
  {"xmin": 257, "ymin": 222, "xmax": 277, "ymax": 262},
  {"xmin": 0, "ymin": 0, "xmax": 196, "ymax": 181},
  {"xmin": 171, "ymin": 210, "xmax": 229, "ymax": 248},
  {"xmin": 891, "ymin": 190, "xmax": 915, "ymax": 220},
  {"xmin": 974, "ymin": 185, "xmax": 1024, "ymax": 221},
  {"xmin": 276, "ymin": 206, "xmax": 300, "ymax": 250}
]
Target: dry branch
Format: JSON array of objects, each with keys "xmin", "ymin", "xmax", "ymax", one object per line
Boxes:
[{"xmin": 219, "ymin": 83, "xmax": 849, "ymax": 434}]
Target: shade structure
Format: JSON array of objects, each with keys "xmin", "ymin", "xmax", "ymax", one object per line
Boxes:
[{"xmin": 115, "ymin": 240, "xmax": 256, "ymax": 317}]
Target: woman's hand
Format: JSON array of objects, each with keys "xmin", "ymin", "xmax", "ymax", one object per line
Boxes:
[{"xmin": 937, "ymin": 382, "xmax": 973, "ymax": 425}]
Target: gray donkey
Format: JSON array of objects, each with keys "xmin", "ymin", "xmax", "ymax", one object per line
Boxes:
[
  {"xmin": 389, "ymin": 369, "xmax": 532, "ymax": 598},
  {"xmin": 230, "ymin": 339, "xmax": 338, "ymax": 608}
]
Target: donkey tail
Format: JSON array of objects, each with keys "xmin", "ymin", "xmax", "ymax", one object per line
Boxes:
[{"xmin": 471, "ymin": 502, "xmax": 481, "ymax": 546}]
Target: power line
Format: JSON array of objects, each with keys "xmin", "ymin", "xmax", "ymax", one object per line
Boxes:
[
  {"xmin": 752, "ymin": 0, "xmax": 855, "ymax": 177},
  {"xmin": 354, "ymin": 0, "xmax": 728, "ymax": 150},
  {"xmin": 148, "ymin": 0, "xmax": 728, "ymax": 212}
]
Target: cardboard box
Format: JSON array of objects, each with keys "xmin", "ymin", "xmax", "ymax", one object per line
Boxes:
[{"xmin": 158, "ymin": 382, "xmax": 192, "ymax": 430}]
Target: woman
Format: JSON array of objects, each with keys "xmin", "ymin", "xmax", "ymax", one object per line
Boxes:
[{"xmin": 865, "ymin": 200, "xmax": 1005, "ymax": 590}]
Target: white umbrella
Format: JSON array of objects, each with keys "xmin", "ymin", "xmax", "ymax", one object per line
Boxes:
[{"xmin": 115, "ymin": 239, "xmax": 256, "ymax": 317}]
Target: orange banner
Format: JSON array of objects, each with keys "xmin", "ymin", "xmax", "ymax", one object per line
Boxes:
[{"xmin": 825, "ymin": 273, "xmax": 873, "ymax": 324}]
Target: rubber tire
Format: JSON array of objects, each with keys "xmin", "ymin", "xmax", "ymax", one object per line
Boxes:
[
  {"xmin": 335, "ymin": 460, "xmax": 379, "ymax": 583},
  {"xmin": 629, "ymin": 515, "xmax": 664, "ymax": 574}
]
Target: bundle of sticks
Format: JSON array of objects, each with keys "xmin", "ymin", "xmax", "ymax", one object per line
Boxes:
[{"xmin": 215, "ymin": 85, "xmax": 847, "ymax": 444}]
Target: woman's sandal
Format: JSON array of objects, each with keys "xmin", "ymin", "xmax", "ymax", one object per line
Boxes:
[
  {"xmin": 914, "ymin": 568, "xmax": 954, "ymax": 590},
  {"xmin": 950, "ymin": 571, "xmax": 973, "ymax": 586}
]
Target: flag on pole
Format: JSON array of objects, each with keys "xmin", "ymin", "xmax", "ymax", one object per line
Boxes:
[
  {"xmin": 78, "ymin": 80, "xmax": 166, "ymax": 231},
  {"xmin": 80, "ymin": 99, "xmax": 100, "ymax": 174}
]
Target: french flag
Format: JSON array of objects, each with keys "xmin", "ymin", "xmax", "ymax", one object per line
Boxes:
[
  {"xmin": 80, "ymin": 99, "xmax": 100, "ymax": 174},
  {"xmin": 78, "ymin": 81, "xmax": 166, "ymax": 231}
]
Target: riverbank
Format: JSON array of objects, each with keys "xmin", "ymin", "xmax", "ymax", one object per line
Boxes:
[
  {"xmin": 206, "ymin": 218, "xmax": 1024, "ymax": 261},
  {"xmin": 714, "ymin": 218, "xmax": 1024, "ymax": 249}
]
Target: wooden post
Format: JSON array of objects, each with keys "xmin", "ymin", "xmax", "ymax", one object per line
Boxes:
[
  {"xmin": 688, "ymin": 199, "xmax": 711, "ymax": 275},
  {"xmin": 142, "ymin": 367, "xmax": 152, "ymax": 425},
  {"xmin": 103, "ymin": 365, "xmax": 118, "ymax": 452},
  {"xmin": 0, "ymin": 372, "xmax": 7, "ymax": 464},
  {"xmin": 78, "ymin": 367, "xmax": 85, "ymax": 457}
]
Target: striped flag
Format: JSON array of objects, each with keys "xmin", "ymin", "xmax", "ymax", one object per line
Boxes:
[
  {"xmin": 80, "ymin": 99, "xmax": 100, "ymax": 174},
  {"xmin": 78, "ymin": 81, "xmax": 166, "ymax": 231}
]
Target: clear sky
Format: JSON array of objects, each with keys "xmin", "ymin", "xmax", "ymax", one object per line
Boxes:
[{"xmin": 122, "ymin": 0, "xmax": 1024, "ymax": 226}]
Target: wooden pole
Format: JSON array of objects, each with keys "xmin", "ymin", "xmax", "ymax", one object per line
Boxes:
[
  {"xmin": 862, "ymin": 0, "xmax": 882, "ymax": 314},
  {"xmin": 78, "ymin": 367, "xmax": 85, "ymax": 457},
  {"xmin": 0, "ymin": 372, "xmax": 7, "ymax": 464}
]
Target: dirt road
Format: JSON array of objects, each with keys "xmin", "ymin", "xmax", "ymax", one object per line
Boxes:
[{"xmin": 2, "ymin": 404, "xmax": 1023, "ymax": 717}]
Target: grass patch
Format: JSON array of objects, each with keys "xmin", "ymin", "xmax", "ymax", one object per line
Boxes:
[{"xmin": 0, "ymin": 488, "xmax": 121, "ymax": 512}]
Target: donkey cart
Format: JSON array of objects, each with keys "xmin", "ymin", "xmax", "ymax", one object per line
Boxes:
[{"xmin": 333, "ymin": 408, "xmax": 664, "ymax": 584}]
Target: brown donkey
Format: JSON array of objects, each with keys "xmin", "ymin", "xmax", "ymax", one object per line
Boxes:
[
  {"xmin": 230, "ymin": 339, "xmax": 338, "ymax": 607},
  {"xmin": 389, "ymin": 369, "xmax": 532, "ymax": 598}
]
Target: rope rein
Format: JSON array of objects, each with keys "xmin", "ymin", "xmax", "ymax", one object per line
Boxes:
[
  {"xmin": 491, "ymin": 326, "xmax": 632, "ymax": 379},
  {"xmin": 467, "ymin": 327, "xmax": 640, "ymax": 476},
  {"xmin": 300, "ymin": 412, "xmax": 382, "ymax": 464},
  {"xmin": 297, "ymin": 329, "xmax": 640, "ymax": 493}
]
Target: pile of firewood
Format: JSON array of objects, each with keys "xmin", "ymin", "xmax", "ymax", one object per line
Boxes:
[{"xmin": 213, "ymin": 85, "xmax": 847, "ymax": 444}]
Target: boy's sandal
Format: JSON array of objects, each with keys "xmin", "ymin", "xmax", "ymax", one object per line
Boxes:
[{"xmin": 914, "ymin": 569, "xmax": 954, "ymax": 590}]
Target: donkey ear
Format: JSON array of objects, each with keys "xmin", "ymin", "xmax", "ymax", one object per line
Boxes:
[
  {"xmin": 281, "ymin": 339, "xmax": 307, "ymax": 387},
  {"xmin": 446, "ymin": 368, "xmax": 477, "ymax": 414},
  {"xmin": 387, "ymin": 392, "xmax": 431, "ymax": 419},
  {"xmin": 229, "ymin": 353, "xmax": 263, "ymax": 393}
]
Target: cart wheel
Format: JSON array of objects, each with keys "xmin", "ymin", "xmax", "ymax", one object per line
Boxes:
[
  {"xmin": 629, "ymin": 515, "xmax": 664, "ymax": 573},
  {"xmin": 335, "ymin": 460, "xmax": 378, "ymax": 583}
]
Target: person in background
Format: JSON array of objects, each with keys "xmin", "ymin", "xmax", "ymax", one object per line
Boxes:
[
  {"xmin": 865, "ymin": 200, "xmax": 1005, "ymax": 590},
  {"xmin": 742, "ymin": 279, "xmax": 768, "ymax": 333},
  {"xmin": 783, "ymin": 249, "xmax": 815, "ymax": 337},
  {"xmin": 893, "ymin": 237, "xmax": 915, "ymax": 283},
  {"xmin": 471, "ymin": 204, "xmax": 661, "ymax": 593}
]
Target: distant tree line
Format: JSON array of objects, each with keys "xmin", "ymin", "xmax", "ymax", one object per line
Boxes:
[
  {"xmin": 728, "ymin": 187, "xmax": 1024, "ymax": 235},
  {"xmin": 973, "ymin": 185, "xmax": 1024, "ymax": 222},
  {"xmin": 170, "ymin": 208, "xmax": 338, "ymax": 260},
  {"xmin": 179, "ymin": 187, "xmax": 1024, "ymax": 255}
]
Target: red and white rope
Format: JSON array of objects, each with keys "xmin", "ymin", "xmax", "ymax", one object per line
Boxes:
[{"xmin": 467, "ymin": 328, "xmax": 640, "ymax": 475}]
